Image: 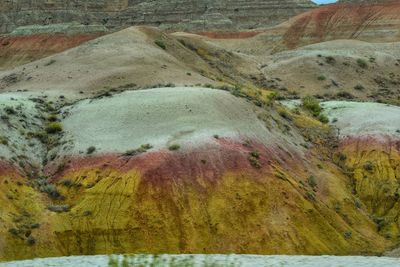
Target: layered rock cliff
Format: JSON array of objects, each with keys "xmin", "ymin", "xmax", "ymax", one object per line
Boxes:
[{"xmin": 0, "ymin": 0, "xmax": 316, "ymax": 34}]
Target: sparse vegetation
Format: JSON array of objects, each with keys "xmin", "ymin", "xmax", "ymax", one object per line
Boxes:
[
  {"xmin": 26, "ymin": 236, "xmax": 36, "ymax": 246},
  {"xmin": 47, "ymin": 204, "xmax": 70, "ymax": 213},
  {"xmin": 86, "ymin": 146, "xmax": 96, "ymax": 154},
  {"xmin": 155, "ymin": 40, "xmax": 166, "ymax": 50},
  {"xmin": 47, "ymin": 114, "xmax": 58, "ymax": 122},
  {"xmin": 41, "ymin": 184, "xmax": 62, "ymax": 200},
  {"xmin": 302, "ymin": 96, "xmax": 322, "ymax": 117},
  {"xmin": 318, "ymin": 114, "xmax": 329, "ymax": 124},
  {"xmin": 168, "ymin": 144, "xmax": 181, "ymax": 151},
  {"xmin": 336, "ymin": 152, "xmax": 347, "ymax": 161},
  {"xmin": 357, "ymin": 58, "xmax": 368, "ymax": 69},
  {"xmin": 363, "ymin": 161, "xmax": 374, "ymax": 172},
  {"xmin": 123, "ymin": 144, "xmax": 153, "ymax": 156},
  {"xmin": 4, "ymin": 106, "xmax": 16, "ymax": 115},
  {"xmin": 0, "ymin": 136, "xmax": 8, "ymax": 145},
  {"xmin": 108, "ymin": 254, "xmax": 240, "ymax": 267},
  {"xmin": 344, "ymin": 231, "xmax": 352, "ymax": 239},
  {"xmin": 248, "ymin": 151, "xmax": 261, "ymax": 169},
  {"xmin": 45, "ymin": 122, "xmax": 62, "ymax": 134},
  {"xmin": 305, "ymin": 191, "xmax": 315, "ymax": 201},
  {"xmin": 354, "ymin": 84, "xmax": 365, "ymax": 91},
  {"xmin": 317, "ymin": 75, "xmax": 327, "ymax": 81},
  {"xmin": 325, "ymin": 56, "xmax": 336, "ymax": 65},
  {"xmin": 307, "ymin": 175, "xmax": 317, "ymax": 188}
]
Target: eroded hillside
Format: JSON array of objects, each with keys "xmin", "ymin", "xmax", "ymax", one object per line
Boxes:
[
  {"xmin": 1, "ymin": 4, "xmax": 400, "ymax": 262},
  {"xmin": 1, "ymin": 86, "xmax": 398, "ymax": 260}
]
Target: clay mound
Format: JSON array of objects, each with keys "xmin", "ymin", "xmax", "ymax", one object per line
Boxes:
[
  {"xmin": 0, "ymin": 26, "xmax": 262, "ymax": 100},
  {"xmin": 279, "ymin": 2, "xmax": 400, "ymax": 50},
  {"xmin": 260, "ymin": 40, "xmax": 400, "ymax": 104},
  {"xmin": 0, "ymin": 33, "xmax": 102, "ymax": 70}
]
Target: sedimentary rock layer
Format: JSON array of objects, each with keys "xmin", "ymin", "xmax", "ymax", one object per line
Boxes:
[
  {"xmin": 323, "ymin": 101, "xmax": 400, "ymax": 241},
  {"xmin": 0, "ymin": 0, "xmax": 316, "ymax": 34},
  {"xmin": 0, "ymin": 89, "xmax": 390, "ymax": 260},
  {"xmin": 279, "ymin": 1, "xmax": 400, "ymax": 49}
]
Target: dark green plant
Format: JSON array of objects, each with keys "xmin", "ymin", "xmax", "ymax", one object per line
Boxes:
[
  {"xmin": 307, "ymin": 176, "xmax": 317, "ymax": 188},
  {"xmin": 155, "ymin": 40, "xmax": 166, "ymax": 50},
  {"xmin": 168, "ymin": 144, "xmax": 181, "ymax": 151},
  {"xmin": 46, "ymin": 122, "xmax": 62, "ymax": 134},
  {"xmin": 344, "ymin": 231, "xmax": 352, "ymax": 239},
  {"xmin": 325, "ymin": 56, "xmax": 336, "ymax": 65},
  {"xmin": 357, "ymin": 58, "xmax": 368, "ymax": 69},
  {"xmin": 318, "ymin": 114, "xmax": 329, "ymax": 124},
  {"xmin": 87, "ymin": 146, "xmax": 96, "ymax": 154},
  {"xmin": 302, "ymin": 96, "xmax": 322, "ymax": 117}
]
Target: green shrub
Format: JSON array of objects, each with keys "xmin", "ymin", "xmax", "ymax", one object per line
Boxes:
[
  {"xmin": 248, "ymin": 156, "xmax": 261, "ymax": 169},
  {"xmin": 337, "ymin": 152, "xmax": 347, "ymax": 161},
  {"xmin": 318, "ymin": 114, "xmax": 329, "ymax": 124},
  {"xmin": 41, "ymin": 184, "xmax": 61, "ymax": 199},
  {"xmin": 344, "ymin": 231, "xmax": 352, "ymax": 239},
  {"xmin": 47, "ymin": 204, "xmax": 70, "ymax": 213},
  {"xmin": 307, "ymin": 176, "xmax": 317, "ymax": 188},
  {"xmin": 363, "ymin": 161, "xmax": 374, "ymax": 172},
  {"xmin": 86, "ymin": 146, "xmax": 96, "ymax": 154},
  {"xmin": 8, "ymin": 228, "xmax": 20, "ymax": 236},
  {"xmin": 305, "ymin": 191, "xmax": 315, "ymax": 201},
  {"xmin": 250, "ymin": 151, "xmax": 260, "ymax": 159},
  {"xmin": 155, "ymin": 40, "xmax": 166, "ymax": 50},
  {"xmin": 47, "ymin": 114, "xmax": 58, "ymax": 122},
  {"xmin": 26, "ymin": 236, "xmax": 36, "ymax": 246},
  {"xmin": 124, "ymin": 144, "xmax": 153, "ymax": 156},
  {"xmin": 4, "ymin": 106, "xmax": 16, "ymax": 115},
  {"xmin": 354, "ymin": 84, "xmax": 365, "ymax": 91},
  {"xmin": 0, "ymin": 136, "xmax": 8, "ymax": 145},
  {"xmin": 357, "ymin": 58, "xmax": 368, "ymax": 69},
  {"xmin": 302, "ymin": 96, "xmax": 322, "ymax": 117},
  {"xmin": 317, "ymin": 75, "xmax": 326, "ymax": 81},
  {"xmin": 248, "ymin": 151, "xmax": 261, "ymax": 169},
  {"xmin": 325, "ymin": 56, "xmax": 336, "ymax": 65},
  {"xmin": 139, "ymin": 143, "xmax": 153, "ymax": 151},
  {"xmin": 46, "ymin": 122, "xmax": 62, "ymax": 134},
  {"xmin": 168, "ymin": 144, "xmax": 181, "ymax": 151}
]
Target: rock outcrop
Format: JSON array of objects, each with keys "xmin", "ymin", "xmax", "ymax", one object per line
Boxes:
[
  {"xmin": 276, "ymin": 1, "xmax": 400, "ymax": 49},
  {"xmin": 0, "ymin": 0, "xmax": 316, "ymax": 34}
]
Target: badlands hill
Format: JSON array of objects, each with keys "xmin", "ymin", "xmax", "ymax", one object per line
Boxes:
[
  {"xmin": 0, "ymin": 0, "xmax": 315, "ymax": 34},
  {"xmin": 0, "ymin": 0, "xmax": 400, "ymax": 263},
  {"xmin": 1, "ymin": 26, "xmax": 399, "ymax": 105},
  {"xmin": 273, "ymin": 1, "xmax": 400, "ymax": 50},
  {"xmin": 0, "ymin": 25, "xmax": 399, "ymax": 260},
  {"xmin": 1, "ymin": 84, "xmax": 399, "ymax": 260}
]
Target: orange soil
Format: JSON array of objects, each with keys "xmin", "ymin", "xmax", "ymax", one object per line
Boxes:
[
  {"xmin": 0, "ymin": 33, "xmax": 103, "ymax": 69},
  {"xmin": 282, "ymin": 2, "xmax": 400, "ymax": 49}
]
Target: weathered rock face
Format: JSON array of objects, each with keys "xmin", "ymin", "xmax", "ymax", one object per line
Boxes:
[
  {"xmin": 267, "ymin": 1, "xmax": 400, "ymax": 50},
  {"xmin": 0, "ymin": 0, "xmax": 316, "ymax": 34}
]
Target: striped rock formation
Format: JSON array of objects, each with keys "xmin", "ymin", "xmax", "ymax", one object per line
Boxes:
[
  {"xmin": 0, "ymin": 0, "xmax": 316, "ymax": 34},
  {"xmin": 0, "ymin": 88, "xmax": 391, "ymax": 260}
]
